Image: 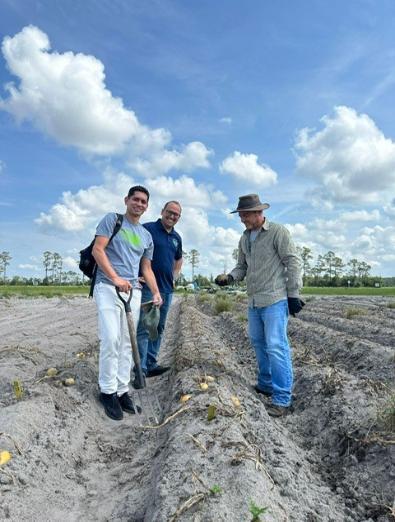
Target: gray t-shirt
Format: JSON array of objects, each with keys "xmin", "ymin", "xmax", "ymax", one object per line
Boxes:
[{"xmin": 95, "ymin": 212, "xmax": 154, "ymax": 287}]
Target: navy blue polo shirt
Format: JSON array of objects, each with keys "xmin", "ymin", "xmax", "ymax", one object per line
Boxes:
[{"xmin": 143, "ymin": 219, "xmax": 183, "ymax": 293}]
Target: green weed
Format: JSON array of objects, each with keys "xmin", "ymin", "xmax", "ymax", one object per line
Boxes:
[
  {"xmin": 378, "ymin": 394, "xmax": 395, "ymax": 431},
  {"xmin": 209, "ymin": 484, "xmax": 223, "ymax": 495},
  {"xmin": 345, "ymin": 307, "xmax": 366, "ymax": 319},
  {"xmin": 387, "ymin": 302, "xmax": 395, "ymax": 309},
  {"xmin": 214, "ymin": 295, "xmax": 233, "ymax": 314},
  {"xmin": 249, "ymin": 500, "xmax": 268, "ymax": 521},
  {"xmin": 197, "ymin": 293, "xmax": 211, "ymax": 304},
  {"xmin": 12, "ymin": 380, "xmax": 24, "ymax": 400}
]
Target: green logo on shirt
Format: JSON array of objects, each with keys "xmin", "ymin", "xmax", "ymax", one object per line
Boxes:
[{"xmin": 120, "ymin": 229, "xmax": 142, "ymax": 247}]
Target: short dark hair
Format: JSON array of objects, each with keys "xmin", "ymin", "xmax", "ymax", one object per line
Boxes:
[
  {"xmin": 127, "ymin": 185, "xmax": 150, "ymax": 201},
  {"xmin": 163, "ymin": 200, "xmax": 182, "ymax": 212}
]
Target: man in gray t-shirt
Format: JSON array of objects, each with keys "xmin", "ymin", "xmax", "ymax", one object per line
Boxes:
[{"xmin": 92, "ymin": 185, "xmax": 162, "ymax": 421}]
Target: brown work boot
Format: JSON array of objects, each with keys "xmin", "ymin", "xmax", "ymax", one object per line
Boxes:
[
  {"xmin": 254, "ymin": 385, "xmax": 272, "ymax": 397},
  {"xmin": 266, "ymin": 404, "xmax": 291, "ymax": 417}
]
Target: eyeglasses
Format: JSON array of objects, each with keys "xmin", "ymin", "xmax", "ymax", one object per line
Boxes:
[{"xmin": 165, "ymin": 210, "xmax": 181, "ymax": 218}]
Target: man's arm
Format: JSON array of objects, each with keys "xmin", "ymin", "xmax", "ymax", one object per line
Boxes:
[
  {"xmin": 229, "ymin": 238, "xmax": 247, "ymax": 282},
  {"xmin": 215, "ymin": 238, "xmax": 247, "ymax": 286},
  {"xmin": 92, "ymin": 236, "xmax": 131, "ymax": 293},
  {"xmin": 275, "ymin": 228, "xmax": 302, "ymax": 297},
  {"xmin": 140, "ymin": 257, "xmax": 163, "ymax": 306},
  {"xmin": 173, "ymin": 258, "xmax": 183, "ymax": 282}
]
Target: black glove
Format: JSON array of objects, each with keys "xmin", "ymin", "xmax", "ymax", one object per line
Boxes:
[
  {"xmin": 214, "ymin": 274, "xmax": 234, "ymax": 286},
  {"xmin": 288, "ymin": 297, "xmax": 305, "ymax": 317}
]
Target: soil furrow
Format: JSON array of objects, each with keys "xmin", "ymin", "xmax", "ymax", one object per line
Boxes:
[{"xmin": 0, "ymin": 295, "xmax": 393, "ymax": 522}]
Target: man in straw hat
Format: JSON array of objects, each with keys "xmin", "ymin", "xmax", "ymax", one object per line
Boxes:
[{"xmin": 215, "ymin": 194, "xmax": 304, "ymax": 417}]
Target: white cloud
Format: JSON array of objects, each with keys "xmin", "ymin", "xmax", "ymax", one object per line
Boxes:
[
  {"xmin": 145, "ymin": 175, "xmax": 226, "ymax": 208},
  {"xmin": 295, "ymin": 106, "xmax": 395, "ymax": 205},
  {"xmin": 381, "ymin": 254, "xmax": 395, "ymax": 262},
  {"xmin": 284, "ymin": 223, "xmax": 309, "ymax": 240},
  {"xmin": 35, "ymin": 175, "xmax": 129, "ymax": 231},
  {"xmin": 1, "ymin": 26, "xmax": 139, "ymax": 155},
  {"xmin": 286, "ymin": 211, "xmax": 395, "ymax": 276},
  {"xmin": 63, "ymin": 256, "xmax": 78, "ymax": 270},
  {"xmin": 0, "ymin": 25, "xmax": 212, "ymax": 175},
  {"xmin": 0, "ymin": 160, "xmax": 5, "ymax": 173},
  {"xmin": 220, "ymin": 151, "xmax": 278, "ymax": 186},
  {"xmin": 178, "ymin": 209, "xmax": 241, "ymax": 278},
  {"xmin": 18, "ymin": 263, "xmax": 39, "ymax": 271},
  {"xmin": 35, "ymin": 170, "xmax": 227, "ymax": 233},
  {"xmin": 219, "ymin": 117, "xmax": 232, "ymax": 125},
  {"xmin": 383, "ymin": 199, "xmax": 395, "ymax": 218},
  {"xmin": 129, "ymin": 141, "xmax": 212, "ymax": 177},
  {"xmin": 340, "ymin": 209, "xmax": 381, "ymax": 222}
]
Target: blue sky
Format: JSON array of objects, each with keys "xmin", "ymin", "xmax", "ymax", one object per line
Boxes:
[{"xmin": 1, "ymin": 0, "xmax": 395, "ymax": 279}]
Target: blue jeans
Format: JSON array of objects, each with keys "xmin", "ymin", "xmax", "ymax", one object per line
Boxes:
[
  {"xmin": 248, "ymin": 299, "xmax": 293, "ymax": 407},
  {"xmin": 136, "ymin": 287, "xmax": 173, "ymax": 374}
]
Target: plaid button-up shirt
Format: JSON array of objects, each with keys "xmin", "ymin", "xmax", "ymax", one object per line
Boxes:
[{"xmin": 230, "ymin": 219, "xmax": 302, "ymax": 307}]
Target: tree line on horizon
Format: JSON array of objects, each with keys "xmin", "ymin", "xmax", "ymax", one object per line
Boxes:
[{"xmin": 0, "ymin": 248, "xmax": 394, "ymax": 287}]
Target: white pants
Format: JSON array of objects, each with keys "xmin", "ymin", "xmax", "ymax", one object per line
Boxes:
[{"xmin": 94, "ymin": 282, "xmax": 141, "ymax": 395}]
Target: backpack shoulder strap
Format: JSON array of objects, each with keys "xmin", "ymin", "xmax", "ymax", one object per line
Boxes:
[
  {"xmin": 109, "ymin": 213, "xmax": 123, "ymax": 242},
  {"xmin": 89, "ymin": 213, "xmax": 123, "ymax": 298}
]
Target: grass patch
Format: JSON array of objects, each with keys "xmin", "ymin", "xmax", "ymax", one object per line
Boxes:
[
  {"xmin": 197, "ymin": 293, "xmax": 211, "ymax": 304},
  {"xmin": 302, "ymin": 287, "xmax": 395, "ymax": 296},
  {"xmin": 0, "ymin": 285, "xmax": 89, "ymax": 297},
  {"xmin": 377, "ymin": 395, "xmax": 395, "ymax": 432},
  {"xmin": 344, "ymin": 307, "xmax": 366, "ymax": 319},
  {"xmin": 387, "ymin": 302, "xmax": 395, "ymax": 309},
  {"xmin": 214, "ymin": 295, "xmax": 233, "ymax": 314}
]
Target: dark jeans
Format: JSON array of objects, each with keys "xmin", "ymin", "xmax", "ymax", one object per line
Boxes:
[{"xmin": 136, "ymin": 287, "xmax": 173, "ymax": 373}]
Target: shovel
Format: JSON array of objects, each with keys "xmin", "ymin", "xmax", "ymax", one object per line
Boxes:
[{"xmin": 116, "ymin": 287, "xmax": 159, "ymax": 423}]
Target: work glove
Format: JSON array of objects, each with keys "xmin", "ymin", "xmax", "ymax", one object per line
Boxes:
[
  {"xmin": 141, "ymin": 301, "xmax": 160, "ymax": 340},
  {"xmin": 288, "ymin": 297, "xmax": 305, "ymax": 317},
  {"xmin": 214, "ymin": 274, "xmax": 234, "ymax": 286}
]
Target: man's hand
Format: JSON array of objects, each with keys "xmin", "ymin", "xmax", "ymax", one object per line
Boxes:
[
  {"xmin": 112, "ymin": 276, "xmax": 132, "ymax": 293},
  {"xmin": 152, "ymin": 291, "xmax": 163, "ymax": 307},
  {"xmin": 288, "ymin": 297, "xmax": 305, "ymax": 317},
  {"xmin": 214, "ymin": 274, "xmax": 234, "ymax": 286}
]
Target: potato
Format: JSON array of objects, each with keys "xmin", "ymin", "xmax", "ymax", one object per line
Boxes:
[
  {"xmin": 231, "ymin": 396, "xmax": 241, "ymax": 408},
  {"xmin": 199, "ymin": 382, "xmax": 209, "ymax": 391},
  {"xmin": 46, "ymin": 367, "xmax": 58, "ymax": 377},
  {"xmin": 0, "ymin": 451, "xmax": 12, "ymax": 466},
  {"xmin": 64, "ymin": 378, "xmax": 75, "ymax": 386},
  {"xmin": 180, "ymin": 394, "xmax": 192, "ymax": 403},
  {"xmin": 205, "ymin": 376, "xmax": 215, "ymax": 382}
]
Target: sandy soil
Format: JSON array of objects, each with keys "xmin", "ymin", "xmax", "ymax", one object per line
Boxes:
[{"xmin": 0, "ymin": 294, "xmax": 394, "ymax": 522}]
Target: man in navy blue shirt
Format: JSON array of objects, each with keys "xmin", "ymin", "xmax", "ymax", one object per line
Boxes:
[{"xmin": 136, "ymin": 201, "xmax": 183, "ymax": 377}]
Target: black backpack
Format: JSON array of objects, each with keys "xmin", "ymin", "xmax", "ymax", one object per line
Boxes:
[{"xmin": 79, "ymin": 213, "xmax": 123, "ymax": 296}]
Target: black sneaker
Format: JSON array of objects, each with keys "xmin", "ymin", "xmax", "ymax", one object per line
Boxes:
[
  {"xmin": 254, "ymin": 385, "xmax": 272, "ymax": 397},
  {"xmin": 118, "ymin": 392, "xmax": 142, "ymax": 414},
  {"xmin": 146, "ymin": 365, "xmax": 170, "ymax": 378},
  {"xmin": 100, "ymin": 392, "xmax": 123, "ymax": 421}
]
